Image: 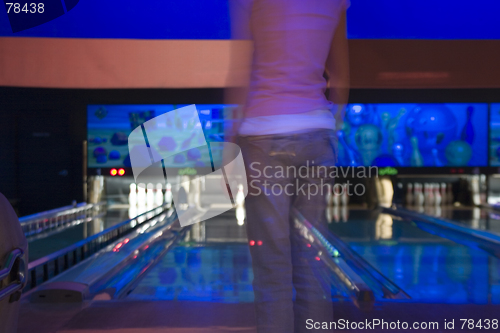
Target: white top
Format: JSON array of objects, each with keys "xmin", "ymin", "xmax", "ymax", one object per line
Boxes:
[
  {"xmin": 238, "ymin": 109, "xmax": 335, "ymax": 136},
  {"xmin": 229, "ymin": 0, "xmax": 348, "ymax": 135}
]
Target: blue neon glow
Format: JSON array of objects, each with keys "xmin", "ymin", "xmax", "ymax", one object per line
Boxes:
[{"xmin": 1, "ymin": 0, "xmax": 499, "ymax": 39}]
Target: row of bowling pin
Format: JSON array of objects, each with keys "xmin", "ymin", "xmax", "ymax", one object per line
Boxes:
[
  {"xmin": 129, "ymin": 183, "xmax": 173, "ymax": 208},
  {"xmin": 326, "ymin": 184, "xmax": 350, "ymax": 207},
  {"xmin": 326, "ymin": 205, "xmax": 349, "ymax": 223},
  {"xmin": 406, "ymin": 182, "xmax": 453, "ymax": 207}
]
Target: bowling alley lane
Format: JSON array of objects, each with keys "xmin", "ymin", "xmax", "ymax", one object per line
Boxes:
[
  {"xmin": 326, "ymin": 208, "xmax": 500, "ymax": 304},
  {"xmin": 126, "ymin": 210, "xmax": 254, "ymax": 303},
  {"xmin": 120, "ymin": 209, "xmax": 353, "ymax": 303},
  {"xmin": 27, "ymin": 205, "xmax": 145, "ymax": 262}
]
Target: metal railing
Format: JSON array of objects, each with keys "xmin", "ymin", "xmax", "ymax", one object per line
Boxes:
[
  {"xmin": 19, "ymin": 202, "xmax": 106, "ymax": 237},
  {"xmin": 383, "ymin": 206, "xmax": 500, "ymax": 259},
  {"xmin": 291, "ymin": 208, "xmax": 375, "ymax": 306},
  {"xmin": 292, "ymin": 207, "xmax": 409, "ymax": 303},
  {"xmin": 0, "ymin": 248, "xmax": 26, "ymax": 302},
  {"xmin": 26, "ymin": 204, "xmax": 167, "ymax": 292}
]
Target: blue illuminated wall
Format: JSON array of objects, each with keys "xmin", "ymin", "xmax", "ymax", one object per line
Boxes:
[
  {"xmin": 1, "ymin": 0, "xmax": 499, "ymax": 39},
  {"xmin": 347, "ymin": 0, "xmax": 500, "ymax": 39},
  {"xmin": 87, "ymin": 104, "xmax": 230, "ymax": 169},
  {"xmin": 489, "ymin": 104, "xmax": 500, "ymax": 167},
  {"xmin": 0, "ymin": 0, "xmax": 231, "ymax": 38},
  {"xmin": 338, "ymin": 104, "xmax": 488, "ymax": 167}
]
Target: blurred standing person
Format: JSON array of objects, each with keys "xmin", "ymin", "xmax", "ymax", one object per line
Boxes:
[{"xmin": 226, "ymin": 0, "xmax": 349, "ymax": 332}]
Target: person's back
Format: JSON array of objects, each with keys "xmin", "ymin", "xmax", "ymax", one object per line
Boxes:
[{"xmin": 246, "ymin": 0, "xmax": 347, "ymax": 118}]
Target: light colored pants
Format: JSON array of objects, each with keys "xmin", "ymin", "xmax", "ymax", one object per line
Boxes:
[{"xmin": 239, "ymin": 129, "xmax": 337, "ymax": 333}]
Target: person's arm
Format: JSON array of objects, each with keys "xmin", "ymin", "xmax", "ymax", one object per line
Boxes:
[{"xmin": 326, "ymin": 8, "xmax": 349, "ymax": 130}]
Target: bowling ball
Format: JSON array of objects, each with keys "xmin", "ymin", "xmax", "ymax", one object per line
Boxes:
[
  {"xmin": 496, "ymin": 146, "xmax": 500, "ymax": 159},
  {"xmin": 93, "ymin": 147, "xmax": 107, "ymax": 158},
  {"xmin": 94, "ymin": 107, "xmax": 108, "ymax": 120},
  {"xmin": 354, "ymin": 124, "xmax": 383, "ymax": 151},
  {"xmin": 109, "ymin": 150, "xmax": 121, "ymax": 160},
  {"xmin": 372, "ymin": 154, "xmax": 398, "ymax": 167},
  {"xmin": 158, "ymin": 136, "xmax": 177, "ymax": 151},
  {"xmin": 96, "ymin": 155, "xmax": 107, "ymax": 163},
  {"xmin": 346, "ymin": 104, "xmax": 373, "ymax": 126},
  {"xmin": 123, "ymin": 154, "xmax": 131, "ymax": 167},
  {"xmin": 93, "ymin": 136, "xmax": 102, "ymax": 144},
  {"xmin": 445, "ymin": 140, "xmax": 472, "ymax": 166},
  {"xmin": 187, "ymin": 147, "xmax": 201, "ymax": 161},
  {"xmin": 174, "ymin": 153, "xmax": 186, "ymax": 164},
  {"xmin": 405, "ymin": 105, "xmax": 458, "ymax": 152},
  {"xmin": 110, "ymin": 132, "xmax": 128, "ymax": 146}
]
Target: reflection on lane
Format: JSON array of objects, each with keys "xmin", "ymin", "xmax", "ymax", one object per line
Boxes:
[
  {"xmin": 28, "ymin": 184, "xmax": 169, "ymax": 262},
  {"xmin": 328, "ymin": 209, "xmax": 500, "ymax": 304},
  {"xmin": 409, "ymin": 206, "xmax": 500, "ymax": 236},
  {"xmin": 27, "ymin": 207, "xmax": 130, "ymax": 262},
  {"xmin": 128, "ymin": 244, "xmax": 254, "ymax": 303}
]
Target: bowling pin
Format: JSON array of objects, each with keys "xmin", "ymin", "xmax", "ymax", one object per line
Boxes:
[
  {"xmin": 413, "ymin": 183, "xmax": 419, "ymax": 206},
  {"xmin": 424, "ymin": 204, "xmax": 435, "ymax": 216},
  {"xmin": 332, "ymin": 184, "xmax": 341, "ymax": 206},
  {"xmin": 440, "ymin": 183, "xmax": 447, "ymax": 206},
  {"xmin": 410, "ymin": 136, "xmax": 424, "ymax": 167},
  {"xmin": 155, "ymin": 183, "xmax": 164, "ymax": 206},
  {"xmin": 165, "ymin": 183, "xmax": 173, "ymax": 208},
  {"xmin": 434, "ymin": 205, "xmax": 442, "ymax": 217},
  {"xmin": 236, "ymin": 206, "xmax": 245, "ymax": 226},
  {"xmin": 325, "ymin": 183, "xmax": 333, "ymax": 206},
  {"xmin": 426, "ymin": 183, "xmax": 435, "ymax": 206},
  {"xmin": 460, "ymin": 106, "xmax": 475, "ymax": 145},
  {"xmin": 129, "ymin": 183, "xmax": 137, "ymax": 206},
  {"xmin": 235, "ymin": 184, "xmax": 245, "ymax": 207},
  {"xmin": 333, "ymin": 206, "xmax": 340, "ymax": 223},
  {"xmin": 406, "ymin": 183, "xmax": 413, "ymax": 207},
  {"xmin": 128, "ymin": 203, "xmax": 138, "ymax": 219},
  {"xmin": 146, "ymin": 183, "xmax": 155, "ymax": 207},
  {"xmin": 137, "ymin": 183, "xmax": 146, "ymax": 205},
  {"xmin": 340, "ymin": 184, "xmax": 349, "ymax": 206},
  {"xmin": 471, "ymin": 175, "xmax": 481, "ymax": 206},
  {"xmin": 422, "ymin": 183, "xmax": 428, "ymax": 206},
  {"xmin": 433, "ymin": 183, "xmax": 442, "ymax": 206},
  {"xmin": 416, "ymin": 183, "xmax": 425, "ymax": 207},
  {"xmin": 137, "ymin": 184, "xmax": 147, "ymax": 219},
  {"xmin": 341, "ymin": 205, "xmax": 349, "ymax": 222},
  {"xmin": 326, "ymin": 206, "xmax": 333, "ymax": 224}
]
